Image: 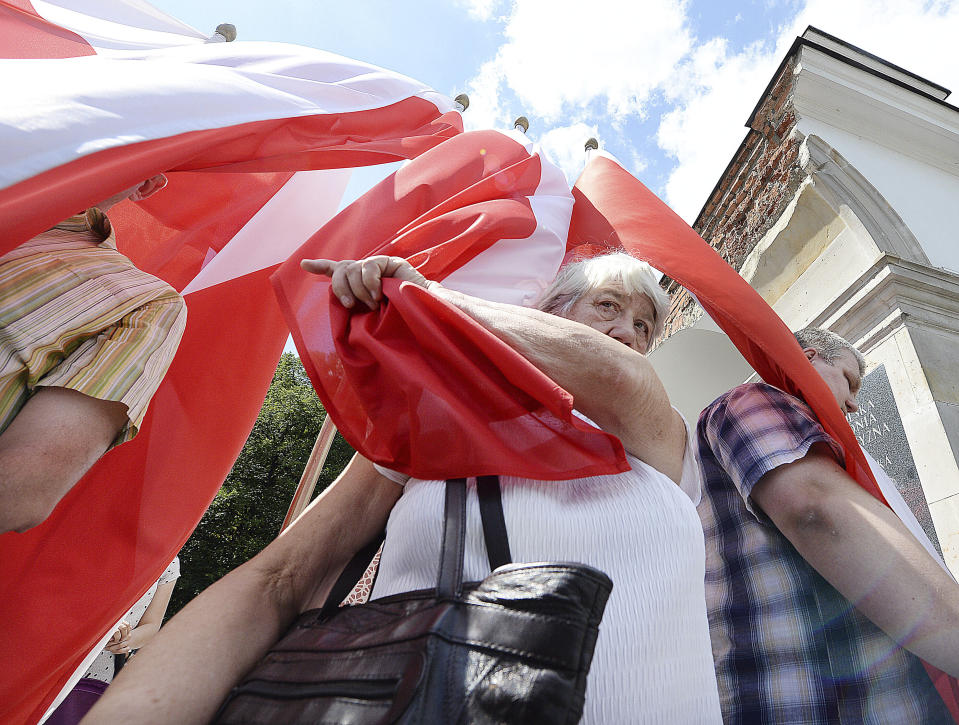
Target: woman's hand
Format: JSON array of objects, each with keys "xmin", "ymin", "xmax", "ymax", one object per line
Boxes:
[
  {"xmin": 300, "ymin": 256, "xmax": 432, "ymax": 310},
  {"xmin": 105, "ymin": 621, "xmax": 132, "ymax": 654}
]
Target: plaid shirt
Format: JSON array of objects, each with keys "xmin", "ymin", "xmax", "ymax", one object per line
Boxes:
[{"xmin": 697, "ymin": 383, "xmax": 950, "ymax": 724}]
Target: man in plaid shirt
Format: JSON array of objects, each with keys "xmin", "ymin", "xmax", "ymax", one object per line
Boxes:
[{"xmin": 697, "ymin": 327, "xmax": 959, "ymax": 723}]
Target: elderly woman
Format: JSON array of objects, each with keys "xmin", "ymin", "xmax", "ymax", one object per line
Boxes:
[{"xmin": 85, "ymin": 252, "xmax": 721, "ymax": 724}]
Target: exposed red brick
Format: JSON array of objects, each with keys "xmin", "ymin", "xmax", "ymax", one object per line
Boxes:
[{"xmin": 661, "ymin": 56, "xmax": 804, "ymax": 342}]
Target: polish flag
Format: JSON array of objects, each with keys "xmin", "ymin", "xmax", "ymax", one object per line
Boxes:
[
  {"xmin": 273, "ymin": 129, "xmax": 631, "ymax": 482},
  {"xmin": 567, "ymin": 151, "xmax": 959, "ymax": 721},
  {"xmin": 0, "ymin": 2, "xmax": 461, "ymax": 723}
]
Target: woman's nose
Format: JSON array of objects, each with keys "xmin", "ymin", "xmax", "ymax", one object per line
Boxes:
[{"xmin": 606, "ymin": 318, "xmax": 636, "ymax": 349}]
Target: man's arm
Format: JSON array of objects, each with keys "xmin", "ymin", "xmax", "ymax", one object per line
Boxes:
[
  {"xmin": 83, "ymin": 453, "xmax": 402, "ymax": 725},
  {"xmin": 753, "ymin": 443, "xmax": 959, "ymax": 676},
  {"xmin": 303, "ymin": 256, "xmax": 687, "ymax": 482},
  {"xmin": 0, "ymin": 387, "xmax": 128, "ymax": 533}
]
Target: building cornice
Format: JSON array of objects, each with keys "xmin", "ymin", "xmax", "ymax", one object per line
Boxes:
[
  {"xmin": 816, "ymin": 255, "xmax": 959, "ymax": 352},
  {"xmin": 792, "ymin": 45, "xmax": 959, "ymax": 176}
]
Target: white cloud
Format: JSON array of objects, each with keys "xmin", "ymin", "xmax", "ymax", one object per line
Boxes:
[
  {"xmin": 656, "ymin": 0, "xmax": 959, "ymax": 223},
  {"xmin": 536, "ymin": 122, "xmax": 601, "ymax": 184},
  {"xmin": 466, "ymin": 0, "xmax": 693, "ymax": 126},
  {"xmin": 463, "ymin": 58, "xmax": 510, "ymax": 131},
  {"xmin": 657, "ymin": 38, "xmax": 775, "ymax": 222},
  {"xmin": 455, "ymin": 0, "xmax": 506, "ymax": 22}
]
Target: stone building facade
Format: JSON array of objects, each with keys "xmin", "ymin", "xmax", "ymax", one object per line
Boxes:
[{"xmin": 655, "ymin": 27, "xmax": 959, "ymax": 574}]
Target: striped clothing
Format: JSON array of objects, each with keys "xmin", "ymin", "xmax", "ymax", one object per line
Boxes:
[
  {"xmin": 0, "ymin": 211, "xmax": 186, "ymax": 446},
  {"xmin": 697, "ymin": 383, "xmax": 950, "ymax": 724}
]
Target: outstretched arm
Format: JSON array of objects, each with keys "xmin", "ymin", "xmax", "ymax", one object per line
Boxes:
[
  {"xmin": 83, "ymin": 453, "xmax": 402, "ymax": 725},
  {"xmin": 302, "ymin": 256, "xmax": 687, "ymax": 482},
  {"xmin": 753, "ymin": 443, "xmax": 959, "ymax": 676}
]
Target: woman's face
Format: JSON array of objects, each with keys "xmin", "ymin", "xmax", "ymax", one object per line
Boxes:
[{"xmin": 565, "ymin": 283, "xmax": 656, "ymax": 354}]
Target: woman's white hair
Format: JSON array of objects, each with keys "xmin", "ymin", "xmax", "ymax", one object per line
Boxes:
[{"xmin": 534, "ymin": 252, "xmax": 670, "ymax": 345}]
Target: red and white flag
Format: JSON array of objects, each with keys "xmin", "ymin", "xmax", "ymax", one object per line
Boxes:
[
  {"xmin": 0, "ymin": 2, "xmax": 461, "ymax": 723},
  {"xmin": 273, "ymin": 128, "xmax": 630, "ymax": 481},
  {"xmin": 567, "ymin": 151, "xmax": 959, "ymax": 721}
]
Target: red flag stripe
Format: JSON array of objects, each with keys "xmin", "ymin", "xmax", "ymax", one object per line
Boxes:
[
  {"xmin": 0, "ymin": 0, "xmax": 95, "ymax": 58},
  {"xmin": 0, "ymin": 265, "xmax": 288, "ymax": 725},
  {"xmin": 273, "ymin": 129, "xmax": 628, "ymax": 482},
  {"xmin": 0, "ymin": 101, "xmax": 462, "ymax": 259}
]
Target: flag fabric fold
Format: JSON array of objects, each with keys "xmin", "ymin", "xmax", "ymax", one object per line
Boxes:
[
  {"xmin": 567, "ymin": 152, "xmax": 959, "ymax": 720},
  {"xmin": 0, "ymin": 2, "xmax": 463, "ymax": 722},
  {"xmin": 273, "ymin": 129, "xmax": 629, "ymax": 481},
  {"xmin": 0, "ymin": 34, "xmax": 461, "ymax": 254}
]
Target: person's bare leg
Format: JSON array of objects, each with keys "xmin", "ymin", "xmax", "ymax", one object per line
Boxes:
[{"xmin": 0, "ymin": 387, "xmax": 127, "ymax": 533}]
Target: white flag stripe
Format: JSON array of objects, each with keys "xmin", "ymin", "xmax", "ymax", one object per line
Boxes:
[
  {"xmin": 864, "ymin": 450, "xmax": 954, "ymax": 579},
  {"xmin": 441, "ymin": 130, "xmax": 572, "ymax": 305},
  {"xmin": 2, "ymin": 42, "xmax": 453, "ymax": 190},
  {"xmin": 182, "ymin": 168, "xmax": 352, "ymax": 295},
  {"xmin": 32, "ymin": 0, "xmax": 208, "ymax": 50}
]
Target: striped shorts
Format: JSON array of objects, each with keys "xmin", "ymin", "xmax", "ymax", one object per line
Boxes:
[{"xmin": 0, "ymin": 220, "xmax": 186, "ymax": 447}]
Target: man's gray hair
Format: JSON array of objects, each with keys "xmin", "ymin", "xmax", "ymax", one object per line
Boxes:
[
  {"xmin": 534, "ymin": 252, "xmax": 670, "ymax": 345},
  {"xmin": 794, "ymin": 327, "xmax": 866, "ymax": 377}
]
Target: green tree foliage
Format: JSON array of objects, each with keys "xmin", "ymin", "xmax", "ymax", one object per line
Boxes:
[{"xmin": 169, "ymin": 353, "xmax": 354, "ymax": 615}]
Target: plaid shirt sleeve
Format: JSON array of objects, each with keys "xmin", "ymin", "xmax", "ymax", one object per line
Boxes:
[{"xmin": 700, "ymin": 383, "xmax": 845, "ymax": 521}]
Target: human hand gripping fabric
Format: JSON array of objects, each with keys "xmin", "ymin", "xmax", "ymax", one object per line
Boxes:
[
  {"xmin": 300, "ymin": 256, "xmax": 434, "ymax": 310},
  {"xmin": 105, "ymin": 621, "xmax": 132, "ymax": 654}
]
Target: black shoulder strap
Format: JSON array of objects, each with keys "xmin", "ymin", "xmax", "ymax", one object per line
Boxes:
[
  {"xmin": 437, "ymin": 478, "xmax": 467, "ymax": 598},
  {"xmin": 477, "ymin": 475, "xmax": 512, "ymax": 570},
  {"xmin": 322, "ymin": 474, "xmax": 512, "ymax": 611}
]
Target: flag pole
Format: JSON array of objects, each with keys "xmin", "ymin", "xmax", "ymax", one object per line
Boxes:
[{"xmin": 281, "ymin": 415, "xmax": 338, "ymax": 532}]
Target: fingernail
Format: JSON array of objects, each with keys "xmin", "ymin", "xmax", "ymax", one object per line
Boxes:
[{"xmin": 340, "ymin": 296, "xmax": 352, "ymax": 307}]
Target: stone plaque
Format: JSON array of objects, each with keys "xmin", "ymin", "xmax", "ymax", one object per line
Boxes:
[{"xmin": 848, "ymin": 364, "xmax": 942, "ymax": 555}]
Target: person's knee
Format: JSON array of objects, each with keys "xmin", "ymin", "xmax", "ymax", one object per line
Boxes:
[
  {"xmin": 0, "ymin": 492, "xmax": 58, "ymax": 533},
  {"xmin": 0, "ymin": 437, "xmax": 73, "ymax": 533},
  {"xmin": 0, "ymin": 387, "xmax": 127, "ymax": 534}
]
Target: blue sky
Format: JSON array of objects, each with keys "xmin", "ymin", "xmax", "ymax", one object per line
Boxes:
[{"xmin": 147, "ymin": 0, "xmax": 959, "ymax": 225}]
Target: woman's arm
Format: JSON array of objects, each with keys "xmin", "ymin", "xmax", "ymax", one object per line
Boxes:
[
  {"xmin": 83, "ymin": 453, "xmax": 402, "ymax": 725},
  {"xmin": 302, "ymin": 256, "xmax": 687, "ymax": 482},
  {"xmin": 105, "ymin": 580, "xmax": 176, "ymax": 655}
]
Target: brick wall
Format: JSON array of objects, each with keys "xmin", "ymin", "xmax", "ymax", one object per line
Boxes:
[{"xmin": 659, "ymin": 56, "xmax": 805, "ymax": 344}]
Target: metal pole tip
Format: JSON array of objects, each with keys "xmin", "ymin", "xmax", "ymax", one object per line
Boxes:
[
  {"xmin": 585, "ymin": 138, "xmax": 599, "ymax": 151},
  {"xmin": 215, "ymin": 23, "xmax": 237, "ymax": 41},
  {"xmin": 453, "ymin": 93, "xmax": 470, "ymax": 111},
  {"xmin": 513, "ymin": 116, "xmax": 529, "ymax": 133}
]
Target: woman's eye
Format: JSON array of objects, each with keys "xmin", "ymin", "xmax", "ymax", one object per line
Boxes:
[{"xmin": 635, "ymin": 320, "xmax": 648, "ymax": 332}]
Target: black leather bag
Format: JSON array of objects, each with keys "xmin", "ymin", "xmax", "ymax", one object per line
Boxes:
[{"xmin": 212, "ymin": 476, "xmax": 613, "ymax": 724}]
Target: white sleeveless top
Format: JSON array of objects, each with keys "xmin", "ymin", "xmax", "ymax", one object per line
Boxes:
[{"xmin": 372, "ymin": 414, "xmax": 722, "ymax": 723}]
